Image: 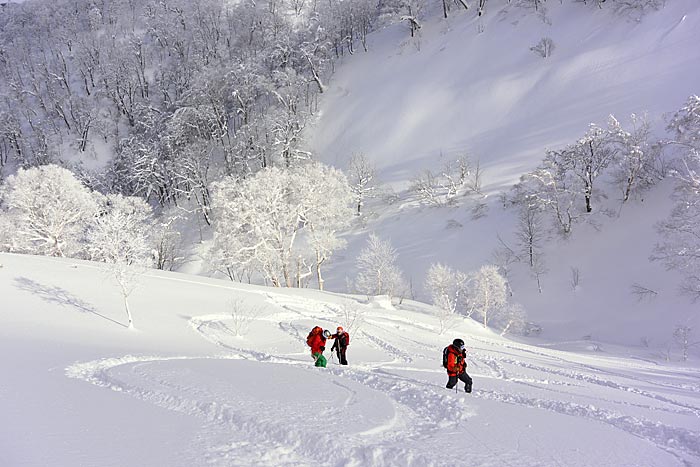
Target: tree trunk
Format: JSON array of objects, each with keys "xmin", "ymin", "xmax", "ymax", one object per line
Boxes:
[
  {"xmin": 123, "ymin": 294, "xmax": 134, "ymax": 329},
  {"xmin": 316, "ymin": 251, "xmax": 325, "ymax": 291}
]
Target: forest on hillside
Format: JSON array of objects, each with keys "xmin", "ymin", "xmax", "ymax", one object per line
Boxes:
[{"xmin": 0, "ymin": 0, "xmax": 696, "ymax": 335}]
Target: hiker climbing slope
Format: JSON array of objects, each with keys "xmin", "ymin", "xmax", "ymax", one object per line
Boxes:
[
  {"xmin": 329, "ymin": 326, "xmax": 350, "ymax": 365},
  {"xmin": 306, "ymin": 326, "xmax": 329, "ymax": 368},
  {"xmin": 444, "ymin": 338, "xmax": 472, "ymax": 393}
]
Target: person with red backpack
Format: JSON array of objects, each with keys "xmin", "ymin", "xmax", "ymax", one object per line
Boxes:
[
  {"xmin": 444, "ymin": 338, "xmax": 472, "ymax": 393},
  {"xmin": 329, "ymin": 326, "xmax": 350, "ymax": 365},
  {"xmin": 306, "ymin": 326, "xmax": 329, "ymax": 367}
]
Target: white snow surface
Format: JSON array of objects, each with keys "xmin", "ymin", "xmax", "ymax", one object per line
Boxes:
[
  {"xmin": 4, "ymin": 2, "xmax": 700, "ymax": 466},
  {"xmin": 2, "ymin": 253, "xmax": 699, "ymax": 466},
  {"xmin": 304, "ymin": 0, "xmax": 700, "ymax": 348}
]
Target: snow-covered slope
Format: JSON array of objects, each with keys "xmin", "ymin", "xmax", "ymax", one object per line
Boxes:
[
  {"xmin": 311, "ymin": 1, "xmax": 700, "ymax": 183},
  {"xmin": 306, "ymin": 0, "xmax": 700, "ymax": 348},
  {"xmin": 2, "ymin": 252, "xmax": 699, "ymax": 466}
]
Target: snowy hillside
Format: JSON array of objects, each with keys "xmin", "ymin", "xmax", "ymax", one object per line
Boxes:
[
  {"xmin": 2, "ymin": 252, "xmax": 700, "ymax": 466},
  {"xmin": 307, "ymin": 0, "xmax": 700, "ymax": 348},
  {"xmin": 2, "ymin": 1, "xmax": 700, "ymax": 464}
]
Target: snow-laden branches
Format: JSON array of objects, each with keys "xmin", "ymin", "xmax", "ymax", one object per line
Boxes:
[
  {"xmin": 653, "ymin": 96, "xmax": 700, "ymax": 301},
  {"xmin": 0, "ymin": 165, "xmax": 99, "ymax": 257},
  {"xmin": 210, "ymin": 161, "xmax": 353, "ymax": 289},
  {"xmin": 87, "ymin": 194, "xmax": 153, "ymax": 329},
  {"xmin": 425, "ymin": 261, "xmax": 528, "ymax": 334},
  {"xmin": 355, "ymin": 233, "xmax": 406, "ymax": 298}
]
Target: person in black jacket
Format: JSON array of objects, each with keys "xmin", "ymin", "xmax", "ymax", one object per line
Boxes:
[{"xmin": 329, "ymin": 326, "xmax": 350, "ymax": 365}]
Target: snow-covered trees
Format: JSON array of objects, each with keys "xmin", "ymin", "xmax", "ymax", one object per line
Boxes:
[
  {"xmin": 516, "ymin": 153, "xmax": 580, "ymax": 236},
  {"xmin": 87, "ymin": 194, "xmax": 153, "ymax": 329},
  {"xmin": 608, "ymin": 114, "xmax": 661, "ymax": 203},
  {"xmin": 553, "ymin": 124, "xmax": 618, "ymax": 214},
  {"xmin": 512, "ymin": 115, "xmax": 663, "ymax": 241},
  {"xmin": 465, "ymin": 265, "xmax": 508, "ymax": 328},
  {"xmin": 297, "ymin": 163, "xmax": 355, "ymax": 290},
  {"xmin": 0, "ymin": 165, "xmax": 99, "ymax": 257},
  {"xmin": 653, "ymin": 96, "xmax": 700, "ymax": 300},
  {"xmin": 425, "ymin": 263, "xmax": 465, "ymax": 333},
  {"xmin": 347, "ymin": 154, "xmax": 377, "ymax": 216},
  {"xmin": 355, "ymin": 234, "xmax": 406, "ymax": 297},
  {"xmin": 426, "ymin": 261, "xmax": 526, "ymax": 333},
  {"xmin": 210, "ymin": 162, "xmax": 353, "ymax": 288},
  {"xmin": 211, "ymin": 167, "xmax": 300, "ymax": 287},
  {"xmin": 411, "ymin": 154, "xmax": 483, "ymax": 207},
  {"xmin": 87, "ymin": 194, "xmax": 153, "ymax": 265}
]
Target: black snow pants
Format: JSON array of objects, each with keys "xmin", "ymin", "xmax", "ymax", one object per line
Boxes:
[
  {"xmin": 446, "ymin": 372, "xmax": 472, "ymax": 393},
  {"xmin": 335, "ymin": 346, "xmax": 348, "ymax": 365}
]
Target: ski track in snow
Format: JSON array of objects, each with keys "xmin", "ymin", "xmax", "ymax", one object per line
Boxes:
[{"xmin": 65, "ymin": 290, "xmax": 700, "ymax": 466}]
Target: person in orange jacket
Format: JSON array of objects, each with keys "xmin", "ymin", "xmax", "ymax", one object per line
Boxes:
[
  {"xmin": 306, "ymin": 326, "xmax": 328, "ymax": 367},
  {"xmin": 445, "ymin": 338, "xmax": 472, "ymax": 393},
  {"xmin": 329, "ymin": 326, "xmax": 350, "ymax": 365}
]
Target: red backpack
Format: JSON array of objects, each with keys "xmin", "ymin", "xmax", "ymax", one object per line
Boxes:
[{"xmin": 307, "ymin": 326, "xmax": 323, "ymax": 347}]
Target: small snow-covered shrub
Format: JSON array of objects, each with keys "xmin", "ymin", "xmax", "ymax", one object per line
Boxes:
[{"xmin": 530, "ymin": 37, "xmax": 555, "ymax": 58}]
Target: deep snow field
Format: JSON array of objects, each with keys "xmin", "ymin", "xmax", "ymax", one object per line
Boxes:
[
  {"xmin": 3, "ymin": 0, "xmax": 700, "ymax": 466},
  {"xmin": 1, "ymin": 253, "xmax": 699, "ymax": 467}
]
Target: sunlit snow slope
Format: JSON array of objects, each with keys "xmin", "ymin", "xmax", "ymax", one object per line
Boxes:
[
  {"xmin": 306, "ymin": 0, "xmax": 700, "ymax": 348},
  {"xmin": 2, "ymin": 253, "xmax": 699, "ymax": 466}
]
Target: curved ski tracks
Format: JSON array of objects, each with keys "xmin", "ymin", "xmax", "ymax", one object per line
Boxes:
[{"xmin": 66, "ymin": 291, "xmax": 700, "ymax": 466}]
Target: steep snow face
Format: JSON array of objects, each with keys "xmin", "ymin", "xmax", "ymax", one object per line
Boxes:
[
  {"xmin": 309, "ymin": 0, "xmax": 700, "ymax": 187},
  {"xmin": 304, "ymin": 1, "xmax": 700, "ymax": 348},
  {"xmin": 2, "ymin": 253, "xmax": 700, "ymax": 466}
]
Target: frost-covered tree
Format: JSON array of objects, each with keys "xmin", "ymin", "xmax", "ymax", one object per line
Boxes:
[
  {"xmin": 211, "ymin": 167, "xmax": 299, "ymax": 287},
  {"xmin": 347, "ymin": 153, "xmax": 377, "ymax": 216},
  {"xmin": 555, "ymin": 124, "xmax": 618, "ymax": 213},
  {"xmin": 516, "ymin": 155, "xmax": 580, "ymax": 236},
  {"xmin": 653, "ymin": 96, "xmax": 700, "ymax": 300},
  {"xmin": 0, "ymin": 165, "xmax": 99, "ymax": 257},
  {"xmin": 151, "ymin": 209, "xmax": 187, "ymax": 272},
  {"xmin": 211, "ymin": 162, "xmax": 352, "ymax": 289},
  {"xmin": 493, "ymin": 302, "xmax": 528, "ymax": 336},
  {"xmin": 296, "ymin": 162, "xmax": 354, "ymax": 290},
  {"xmin": 425, "ymin": 263, "xmax": 467, "ymax": 334},
  {"xmin": 465, "ymin": 265, "xmax": 508, "ymax": 328},
  {"xmin": 87, "ymin": 194, "xmax": 153, "ymax": 329},
  {"xmin": 516, "ymin": 203, "xmax": 547, "ymax": 268},
  {"xmin": 411, "ymin": 170, "xmax": 443, "ymax": 206},
  {"xmin": 356, "ymin": 233, "xmax": 405, "ymax": 297},
  {"xmin": 608, "ymin": 114, "xmax": 661, "ymax": 203}
]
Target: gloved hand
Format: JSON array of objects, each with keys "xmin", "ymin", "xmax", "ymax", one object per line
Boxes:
[{"xmin": 320, "ymin": 346, "xmax": 325, "ymax": 352}]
